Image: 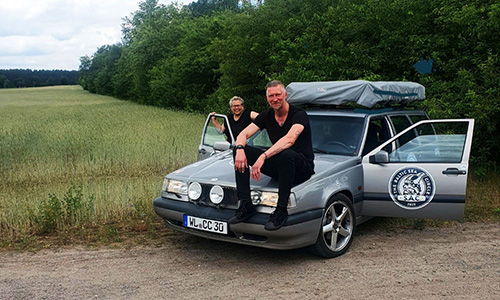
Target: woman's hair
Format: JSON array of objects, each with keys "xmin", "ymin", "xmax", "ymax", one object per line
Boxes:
[{"xmin": 229, "ymin": 96, "xmax": 244, "ymax": 107}]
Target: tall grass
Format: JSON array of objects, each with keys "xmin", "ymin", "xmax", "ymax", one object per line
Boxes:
[
  {"xmin": 465, "ymin": 172, "xmax": 500, "ymax": 222},
  {"xmin": 0, "ymin": 86, "xmax": 204, "ymax": 247}
]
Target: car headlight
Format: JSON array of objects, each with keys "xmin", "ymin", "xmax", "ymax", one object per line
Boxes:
[
  {"xmin": 209, "ymin": 185, "xmax": 224, "ymax": 204},
  {"xmin": 260, "ymin": 192, "xmax": 280, "ymax": 207},
  {"xmin": 188, "ymin": 182, "xmax": 202, "ymax": 200},
  {"xmin": 251, "ymin": 191, "xmax": 296, "ymax": 208},
  {"xmin": 288, "ymin": 193, "xmax": 297, "ymax": 208},
  {"xmin": 165, "ymin": 179, "xmax": 188, "ymax": 195},
  {"xmin": 162, "ymin": 178, "xmax": 169, "ymax": 192}
]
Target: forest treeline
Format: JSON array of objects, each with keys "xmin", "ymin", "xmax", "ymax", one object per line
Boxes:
[
  {"xmin": 0, "ymin": 69, "xmax": 79, "ymax": 88},
  {"xmin": 79, "ymin": 0, "xmax": 500, "ymax": 169}
]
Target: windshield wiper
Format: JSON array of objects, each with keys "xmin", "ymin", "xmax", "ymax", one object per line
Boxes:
[{"xmin": 313, "ymin": 147, "xmax": 329, "ymax": 154}]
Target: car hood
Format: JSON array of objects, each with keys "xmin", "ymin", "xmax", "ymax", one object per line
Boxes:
[{"xmin": 166, "ymin": 150, "xmax": 358, "ymax": 190}]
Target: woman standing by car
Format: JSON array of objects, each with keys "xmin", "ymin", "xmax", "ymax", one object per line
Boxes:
[{"xmin": 211, "ymin": 96, "xmax": 258, "ymax": 143}]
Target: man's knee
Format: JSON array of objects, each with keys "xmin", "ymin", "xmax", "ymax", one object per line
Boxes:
[
  {"xmin": 274, "ymin": 149, "xmax": 300, "ymax": 164},
  {"xmin": 273, "ymin": 150, "xmax": 299, "ymax": 176},
  {"xmin": 274, "ymin": 148, "xmax": 292, "ymax": 159}
]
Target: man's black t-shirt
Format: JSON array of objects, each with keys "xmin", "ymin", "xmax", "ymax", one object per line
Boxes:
[
  {"xmin": 253, "ymin": 104, "xmax": 315, "ymax": 168},
  {"xmin": 224, "ymin": 109, "xmax": 252, "ymax": 143}
]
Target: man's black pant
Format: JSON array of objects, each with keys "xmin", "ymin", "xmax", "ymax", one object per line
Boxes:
[{"xmin": 233, "ymin": 146, "xmax": 314, "ymax": 209}]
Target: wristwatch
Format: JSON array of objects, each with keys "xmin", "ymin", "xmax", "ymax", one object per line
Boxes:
[{"xmin": 235, "ymin": 144, "xmax": 245, "ymax": 150}]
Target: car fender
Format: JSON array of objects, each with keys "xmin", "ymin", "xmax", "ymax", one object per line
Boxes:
[{"xmin": 292, "ymin": 164, "xmax": 362, "ymax": 214}]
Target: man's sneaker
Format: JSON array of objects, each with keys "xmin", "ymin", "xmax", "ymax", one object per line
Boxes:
[
  {"xmin": 264, "ymin": 207, "xmax": 288, "ymax": 231},
  {"xmin": 228, "ymin": 202, "xmax": 256, "ymax": 224}
]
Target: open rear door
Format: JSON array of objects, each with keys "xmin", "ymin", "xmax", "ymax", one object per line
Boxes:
[
  {"xmin": 361, "ymin": 119, "xmax": 474, "ymax": 220},
  {"xmin": 197, "ymin": 114, "xmax": 234, "ymax": 161}
]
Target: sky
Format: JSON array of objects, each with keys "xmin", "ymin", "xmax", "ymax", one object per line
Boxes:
[{"xmin": 0, "ymin": 0, "xmax": 192, "ymax": 71}]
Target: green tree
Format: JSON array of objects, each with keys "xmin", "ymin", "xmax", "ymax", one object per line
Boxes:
[
  {"xmin": 59, "ymin": 76, "xmax": 69, "ymax": 85},
  {"xmin": 188, "ymin": 0, "xmax": 240, "ymax": 16},
  {"xmin": 78, "ymin": 55, "xmax": 92, "ymax": 91},
  {"xmin": 121, "ymin": 1, "xmax": 185, "ymax": 103},
  {"xmin": 31, "ymin": 76, "xmax": 41, "ymax": 87},
  {"xmin": 112, "ymin": 48, "xmax": 135, "ymax": 99},
  {"xmin": 0, "ymin": 75, "xmax": 9, "ymax": 88},
  {"xmin": 149, "ymin": 14, "xmax": 221, "ymax": 111},
  {"xmin": 13, "ymin": 78, "xmax": 25, "ymax": 88}
]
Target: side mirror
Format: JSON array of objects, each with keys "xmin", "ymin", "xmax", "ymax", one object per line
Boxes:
[
  {"xmin": 213, "ymin": 141, "xmax": 231, "ymax": 151},
  {"xmin": 369, "ymin": 150, "xmax": 389, "ymax": 164}
]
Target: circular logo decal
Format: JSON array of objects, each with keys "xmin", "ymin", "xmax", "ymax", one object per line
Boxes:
[{"xmin": 388, "ymin": 167, "xmax": 435, "ymax": 210}]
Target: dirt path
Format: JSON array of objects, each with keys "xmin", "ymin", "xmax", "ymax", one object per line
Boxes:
[{"xmin": 1, "ymin": 222, "xmax": 499, "ymax": 300}]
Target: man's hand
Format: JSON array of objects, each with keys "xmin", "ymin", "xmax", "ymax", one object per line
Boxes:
[
  {"xmin": 250, "ymin": 155, "xmax": 266, "ymax": 181},
  {"xmin": 234, "ymin": 149, "xmax": 247, "ymax": 173}
]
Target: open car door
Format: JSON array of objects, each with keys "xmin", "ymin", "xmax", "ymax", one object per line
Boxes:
[
  {"xmin": 361, "ymin": 119, "xmax": 474, "ymax": 220},
  {"xmin": 197, "ymin": 113, "xmax": 235, "ymax": 161}
]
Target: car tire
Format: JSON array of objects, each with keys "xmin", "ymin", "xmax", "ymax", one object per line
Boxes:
[{"xmin": 310, "ymin": 193, "xmax": 356, "ymax": 258}]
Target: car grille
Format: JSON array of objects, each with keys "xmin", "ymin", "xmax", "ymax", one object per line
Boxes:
[{"xmin": 196, "ymin": 183, "xmax": 239, "ymax": 209}]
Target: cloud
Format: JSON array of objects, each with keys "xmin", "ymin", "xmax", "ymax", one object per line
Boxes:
[{"xmin": 0, "ymin": 0, "xmax": 192, "ymax": 70}]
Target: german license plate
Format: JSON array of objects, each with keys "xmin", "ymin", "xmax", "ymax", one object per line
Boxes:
[{"xmin": 183, "ymin": 215, "xmax": 228, "ymax": 235}]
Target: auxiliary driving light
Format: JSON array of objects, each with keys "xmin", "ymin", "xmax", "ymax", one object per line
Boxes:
[
  {"xmin": 209, "ymin": 185, "xmax": 224, "ymax": 204},
  {"xmin": 188, "ymin": 182, "xmax": 202, "ymax": 200}
]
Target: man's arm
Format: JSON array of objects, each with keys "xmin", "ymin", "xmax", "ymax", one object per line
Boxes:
[
  {"xmin": 234, "ymin": 123, "xmax": 260, "ymax": 147},
  {"xmin": 234, "ymin": 123, "xmax": 259, "ymax": 173},
  {"xmin": 234, "ymin": 123, "xmax": 260, "ymax": 173},
  {"xmin": 264, "ymin": 123, "xmax": 304, "ymax": 159},
  {"xmin": 250, "ymin": 124, "xmax": 304, "ymax": 181},
  {"xmin": 250, "ymin": 111, "xmax": 259, "ymax": 120}
]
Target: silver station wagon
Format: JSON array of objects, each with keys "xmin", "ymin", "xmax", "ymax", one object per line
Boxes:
[{"xmin": 153, "ymin": 81, "xmax": 474, "ymax": 258}]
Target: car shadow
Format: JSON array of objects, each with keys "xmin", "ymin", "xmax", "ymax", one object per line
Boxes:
[
  {"xmin": 169, "ymin": 232, "xmax": 316, "ymax": 262},
  {"xmin": 160, "ymin": 219, "xmax": 401, "ymax": 263}
]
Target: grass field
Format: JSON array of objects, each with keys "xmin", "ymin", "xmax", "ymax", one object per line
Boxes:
[
  {"xmin": 0, "ymin": 86, "xmax": 205, "ymax": 249},
  {"xmin": 0, "ymin": 86, "xmax": 498, "ymax": 250}
]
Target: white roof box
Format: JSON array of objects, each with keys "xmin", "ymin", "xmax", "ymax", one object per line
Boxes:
[{"xmin": 286, "ymin": 80, "xmax": 425, "ymax": 108}]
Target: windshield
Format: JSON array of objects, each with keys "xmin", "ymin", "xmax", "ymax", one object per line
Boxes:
[
  {"xmin": 247, "ymin": 129, "xmax": 272, "ymax": 148},
  {"xmin": 310, "ymin": 115, "xmax": 364, "ymax": 156},
  {"xmin": 247, "ymin": 115, "xmax": 364, "ymax": 156}
]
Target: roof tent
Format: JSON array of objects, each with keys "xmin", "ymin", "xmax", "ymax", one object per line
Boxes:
[{"xmin": 286, "ymin": 80, "xmax": 425, "ymax": 108}]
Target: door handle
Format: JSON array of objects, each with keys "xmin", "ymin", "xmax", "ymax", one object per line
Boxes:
[
  {"xmin": 199, "ymin": 149, "xmax": 207, "ymax": 154},
  {"xmin": 442, "ymin": 168, "xmax": 466, "ymax": 175}
]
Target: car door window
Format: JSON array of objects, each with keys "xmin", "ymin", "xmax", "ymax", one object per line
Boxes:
[
  {"xmin": 388, "ymin": 122, "xmax": 468, "ymax": 163},
  {"xmin": 202, "ymin": 115, "xmax": 231, "ymax": 147}
]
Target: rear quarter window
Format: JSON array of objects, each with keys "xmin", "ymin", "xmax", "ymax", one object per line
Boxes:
[
  {"xmin": 409, "ymin": 114, "xmax": 429, "ymax": 124},
  {"xmin": 389, "ymin": 115, "xmax": 415, "ymax": 146},
  {"xmin": 409, "ymin": 114, "xmax": 434, "ymax": 135}
]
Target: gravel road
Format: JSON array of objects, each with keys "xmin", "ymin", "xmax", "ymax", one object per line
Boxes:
[{"xmin": 1, "ymin": 222, "xmax": 499, "ymax": 300}]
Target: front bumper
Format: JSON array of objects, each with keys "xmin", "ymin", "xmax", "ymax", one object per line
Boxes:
[{"xmin": 153, "ymin": 197, "xmax": 323, "ymax": 250}]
